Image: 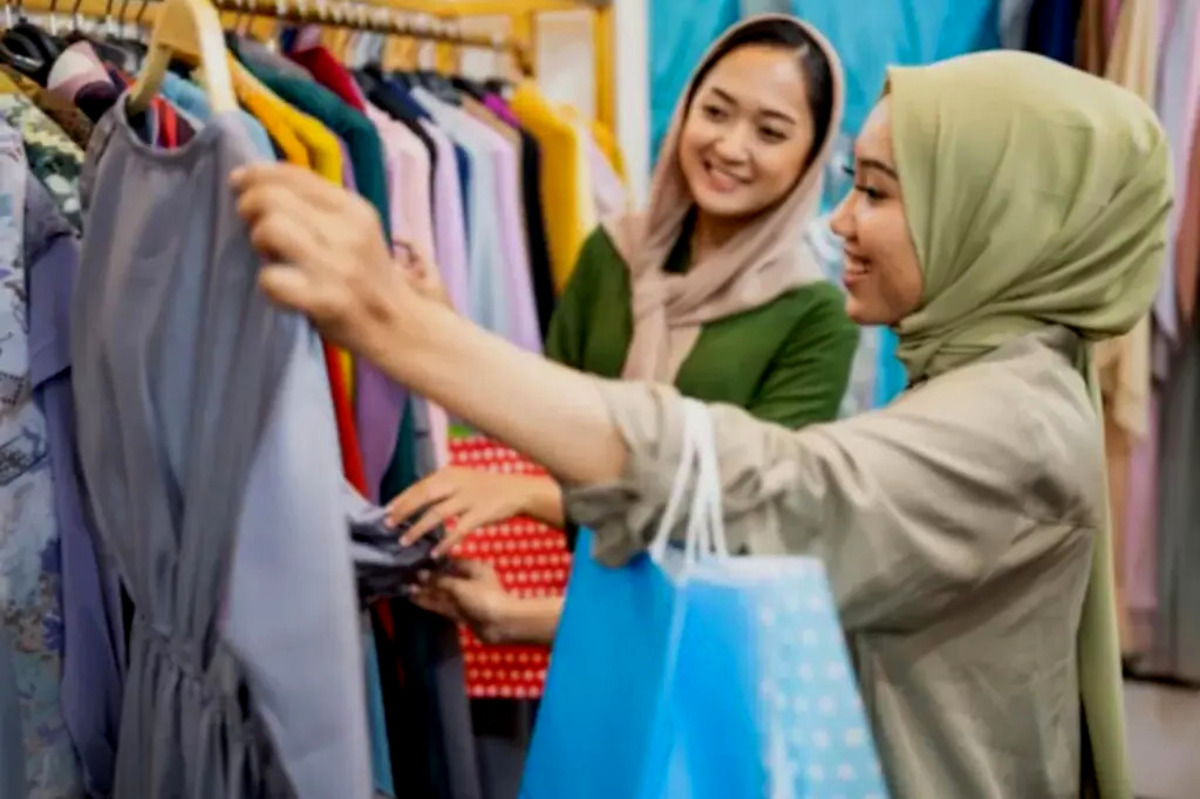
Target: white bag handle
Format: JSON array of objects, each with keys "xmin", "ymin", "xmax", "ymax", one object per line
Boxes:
[{"xmin": 647, "ymin": 399, "xmax": 729, "ymax": 565}]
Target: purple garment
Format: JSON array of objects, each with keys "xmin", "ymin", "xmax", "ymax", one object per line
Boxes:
[
  {"xmin": 484, "ymin": 94, "xmax": 520, "ymax": 128},
  {"xmin": 26, "ymin": 172, "xmax": 123, "ymax": 798},
  {"xmin": 335, "ymin": 134, "xmax": 405, "ymax": 498}
]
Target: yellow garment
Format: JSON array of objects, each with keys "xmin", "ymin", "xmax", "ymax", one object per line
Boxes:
[
  {"xmin": 233, "ymin": 58, "xmax": 355, "ymax": 395},
  {"xmin": 230, "ymin": 60, "xmax": 310, "ymax": 168},
  {"xmin": 510, "ymin": 82, "xmax": 587, "ymax": 293},
  {"xmin": 591, "ymin": 119, "xmax": 626, "ymax": 180}
]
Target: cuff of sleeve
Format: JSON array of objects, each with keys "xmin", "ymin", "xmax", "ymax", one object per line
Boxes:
[{"xmin": 560, "ymin": 379, "xmax": 686, "ymax": 567}]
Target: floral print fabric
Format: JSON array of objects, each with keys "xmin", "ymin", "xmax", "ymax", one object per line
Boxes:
[{"xmin": 0, "ymin": 122, "xmax": 83, "ymax": 799}]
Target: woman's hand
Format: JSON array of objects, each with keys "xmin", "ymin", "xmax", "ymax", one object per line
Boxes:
[
  {"xmin": 411, "ymin": 560, "xmax": 516, "ymax": 645},
  {"xmin": 412, "ymin": 561, "xmax": 563, "ymax": 647},
  {"xmin": 232, "ymin": 164, "xmax": 412, "ymax": 359},
  {"xmin": 389, "ymin": 469, "xmax": 566, "ymax": 556},
  {"xmin": 397, "ymin": 240, "xmax": 454, "ymax": 311}
]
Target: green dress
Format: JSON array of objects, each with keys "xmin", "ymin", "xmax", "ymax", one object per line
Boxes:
[{"xmin": 545, "ymin": 227, "xmax": 859, "ymax": 429}]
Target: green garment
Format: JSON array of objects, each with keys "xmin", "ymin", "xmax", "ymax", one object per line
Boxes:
[
  {"xmin": 547, "ymin": 227, "xmax": 858, "ymax": 429},
  {"xmin": 887, "ymin": 51, "xmax": 1173, "ymax": 799},
  {"xmin": 235, "ymin": 52, "xmax": 392, "ymax": 242}
]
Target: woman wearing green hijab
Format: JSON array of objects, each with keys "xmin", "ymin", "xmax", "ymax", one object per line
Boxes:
[{"xmin": 232, "ymin": 47, "xmax": 1170, "ymax": 799}]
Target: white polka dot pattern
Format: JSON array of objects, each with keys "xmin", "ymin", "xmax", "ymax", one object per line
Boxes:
[
  {"xmin": 450, "ymin": 434, "xmax": 571, "ymax": 699},
  {"xmin": 751, "ymin": 558, "xmax": 889, "ymax": 799}
]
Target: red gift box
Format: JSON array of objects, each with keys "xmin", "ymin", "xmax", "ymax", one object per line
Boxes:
[{"xmin": 448, "ymin": 436, "xmax": 572, "ymax": 699}]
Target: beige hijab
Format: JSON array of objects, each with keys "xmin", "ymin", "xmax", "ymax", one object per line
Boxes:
[{"xmin": 603, "ymin": 15, "xmax": 845, "ymax": 383}]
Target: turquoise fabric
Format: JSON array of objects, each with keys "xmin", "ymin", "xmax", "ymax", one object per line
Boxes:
[
  {"xmin": 787, "ymin": 0, "xmax": 1002, "ymax": 404},
  {"xmin": 648, "ymin": 0, "xmax": 738, "ymax": 159}
]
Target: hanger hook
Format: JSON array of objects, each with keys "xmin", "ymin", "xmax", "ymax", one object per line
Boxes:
[
  {"xmin": 134, "ymin": 0, "xmax": 150, "ymax": 39},
  {"xmin": 117, "ymin": 0, "xmax": 132, "ymax": 39},
  {"xmin": 71, "ymin": 0, "xmax": 85, "ymax": 35}
]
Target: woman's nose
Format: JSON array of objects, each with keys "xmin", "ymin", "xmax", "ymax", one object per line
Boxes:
[{"xmin": 830, "ymin": 192, "xmax": 855, "ymax": 240}]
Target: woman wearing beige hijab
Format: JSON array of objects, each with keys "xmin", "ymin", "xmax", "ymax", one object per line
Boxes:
[
  {"xmin": 233, "ymin": 43, "xmax": 1169, "ymax": 799},
  {"xmin": 386, "ymin": 16, "xmax": 858, "ymax": 644}
]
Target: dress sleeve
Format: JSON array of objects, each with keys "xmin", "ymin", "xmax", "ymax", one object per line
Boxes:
[
  {"xmin": 746, "ymin": 285, "xmax": 859, "ymax": 429},
  {"xmin": 563, "ymin": 372, "xmax": 1099, "ymax": 632}
]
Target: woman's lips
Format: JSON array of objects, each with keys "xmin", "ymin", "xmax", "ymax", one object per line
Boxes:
[
  {"xmin": 843, "ymin": 253, "xmax": 871, "ymax": 287},
  {"xmin": 703, "ymin": 160, "xmax": 747, "ymax": 193}
]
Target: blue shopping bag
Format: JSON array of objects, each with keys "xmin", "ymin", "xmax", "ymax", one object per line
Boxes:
[
  {"xmin": 518, "ymin": 528, "xmax": 685, "ymax": 799},
  {"xmin": 665, "ymin": 558, "xmax": 890, "ymax": 799},
  {"xmin": 522, "ymin": 399, "xmax": 890, "ymax": 799}
]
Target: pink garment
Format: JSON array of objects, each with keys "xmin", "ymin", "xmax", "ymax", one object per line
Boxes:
[
  {"xmin": 484, "ymin": 94, "xmax": 520, "ymax": 127},
  {"xmin": 363, "ymin": 104, "xmax": 451, "ymax": 467},
  {"xmin": 1107, "ymin": 0, "xmax": 1123, "ymax": 42},
  {"xmin": 1125, "ymin": 393, "xmax": 1159, "ymax": 615}
]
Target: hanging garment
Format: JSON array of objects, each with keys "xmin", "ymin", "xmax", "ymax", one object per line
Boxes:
[
  {"xmin": 414, "ymin": 87, "xmax": 518, "ymax": 342},
  {"xmin": 159, "ymin": 71, "xmax": 275, "ymax": 157},
  {"xmin": 0, "ymin": 122, "xmax": 84, "ymax": 799},
  {"xmin": 1000, "ymin": 0, "xmax": 1037, "ymax": 47},
  {"xmin": 509, "ymin": 83, "xmax": 589, "ymax": 293},
  {"xmin": 73, "ymin": 107, "xmax": 371, "ymax": 799},
  {"xmin": 0, "ymin": 64, "xmax": 92, "ymax": 148},
  {"xmin": 0, "ymin": 76, "xmax": 83, "ymax": 230},
  {"xmin": 27, "ymin": 164, "xmax": 124, "ymax": 798},
  {"xmin": 0, "ymin": 629, "xmax": 23, "ymax": 799},
  {"xmin": 1153, "ymin": 0, "xmax": 1200, "ymax": 347},
  {"xmin": 1151, "ymin": 319, "xmax": 1200, "ymax": 683}
]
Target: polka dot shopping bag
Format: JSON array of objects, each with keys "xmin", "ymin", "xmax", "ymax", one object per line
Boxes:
[{"xmin": 521, "ymin": 399, "xmax": 890, "ymax": 799}]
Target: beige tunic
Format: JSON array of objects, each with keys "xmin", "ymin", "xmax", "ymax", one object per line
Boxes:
[{"xmin": 565, "ymin": 327, "xmax": 1101, "ymax": 799}]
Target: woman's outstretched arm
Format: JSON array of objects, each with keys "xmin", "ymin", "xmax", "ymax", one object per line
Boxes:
[{"xmin": 232, "ymin": 163, "xmax": 627, "ymax": 488}]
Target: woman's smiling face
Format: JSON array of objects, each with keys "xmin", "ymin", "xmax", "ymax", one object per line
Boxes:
[{"xmin": 830, "ymin": 98, "xmax": 924, "ymax": 326}]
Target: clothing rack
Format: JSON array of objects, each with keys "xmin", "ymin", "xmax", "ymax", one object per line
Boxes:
[{"xmin": 12, "ymin": 0, "xmax": 615, "ymax": 121}]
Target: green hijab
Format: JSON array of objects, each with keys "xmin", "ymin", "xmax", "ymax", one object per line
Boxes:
[{"xmin": 887, "ymin": 51, "xmax": 1173, "ymax": 798}]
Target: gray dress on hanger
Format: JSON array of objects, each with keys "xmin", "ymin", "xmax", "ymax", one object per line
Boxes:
[{"xmin": 72, "ymin": 103, "xmax": 372, "ymax": 798}]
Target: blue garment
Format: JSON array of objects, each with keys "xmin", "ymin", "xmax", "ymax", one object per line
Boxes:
[
  {"xmin": 0, "ymin": 123, "xmax": 84, "ymax": 799},
  {"xmin": 1025, "ymin": 0, "xmax": 1079, "ymax": 64},
  {"xmin": 27, "ymin": 167, "xmax": 123, "ymax": 798},
  {"xmin": 159, "ymin": 72, "xmax": 276, "ymax": 158},
  {"xmin": 649, "ymin": 0, "xmax": 739, "ymax": 159}
]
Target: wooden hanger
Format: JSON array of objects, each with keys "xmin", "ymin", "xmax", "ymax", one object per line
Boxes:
[{"xmin": 128, "ymin": 0, "xmax": 235, "ymax": 114}]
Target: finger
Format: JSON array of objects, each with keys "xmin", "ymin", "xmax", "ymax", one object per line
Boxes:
[
  {"xmin": 231, "ymin": 163, "xmax": 349, "ymax": 211},
  {"xmin": 432, "ymin": 509, "xmax": 489, "ymax": 557},
  {"xmin": 388, "ymin": 472, "xmax": 453, "ymax": 526},
  {"xmin": 258, "ymin": 264, "xmax": 323, "ymax": 315},
  {"xmin": 244, "ymin": 209, "xmax": 325, "ymax": 265},
  {"xmin": 400, "ymin": 497, "xmax": 467, "ymax": 546},
  {"xmin": 410, "ymin": 588, "xmax": 459, "ymax": 620}
]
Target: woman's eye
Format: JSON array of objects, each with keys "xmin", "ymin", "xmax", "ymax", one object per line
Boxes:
[
  {"xmin": 702, "ymin": 104, "xmax": 728, "ymax": 120},
  {"xmin": 856, "ymin": 184, "xmax": 885, "ymax": 201},
  {"xmin": 759, "ymin": 127, "xmax": 786, "ymax": 143}
]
